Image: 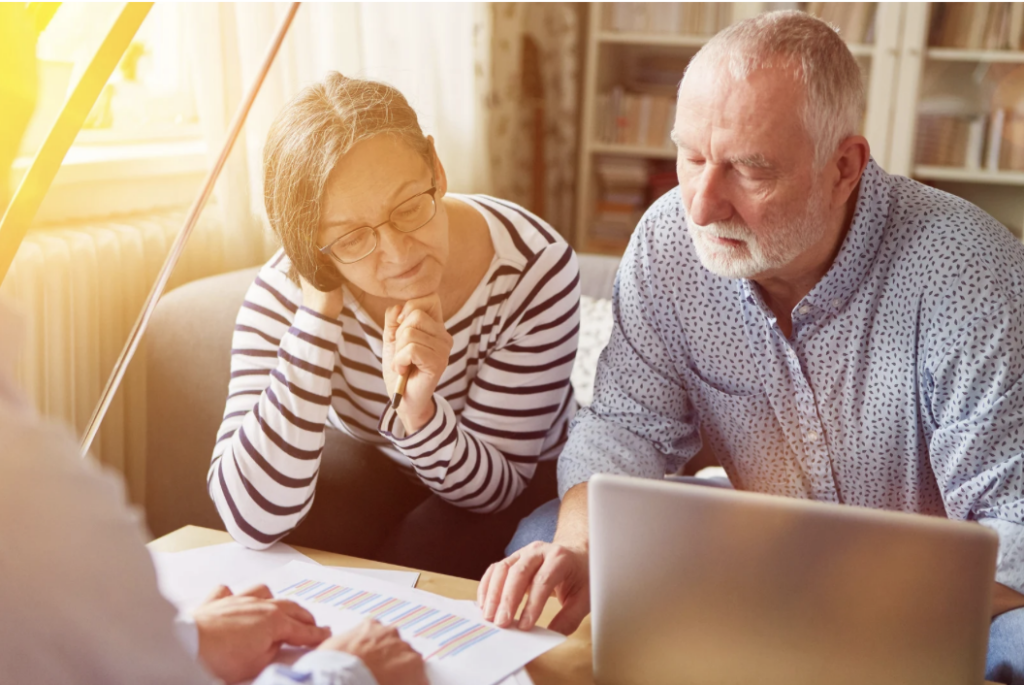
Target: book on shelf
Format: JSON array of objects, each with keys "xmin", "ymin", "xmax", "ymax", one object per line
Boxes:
[
  {"xmin": 602, "ymin": 2, "xmax": 731, "ymax": 37},
  {"xmin": 596, "ymin": 85, "xmax": 676, "ymax": 149},
  {"xmin": 591, "ymin": 158, "xmax": 677, "ymax": 246},
  {"xmin": 803, "ymin": 2, "xmax": 877, "ymax": 45},
  {"xmin": 929, "ymin": 2, "xmax": 1024, "ymax": 50},
  {"xmin": 915, "ymin": 108, "xmax": 1024, "ymax": 172}
]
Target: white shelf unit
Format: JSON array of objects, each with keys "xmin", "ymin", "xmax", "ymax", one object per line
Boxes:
[
  {"xmin": 882, "ymin": 2, "xmax": 1024, "ymax": 236},
  {"xmin": 574, "ymin": 2, "xmax": 903, "ymax": 254},
  {"xmin": 574, "ymin": 2, "xmax": 1024, "ymax": 252}
]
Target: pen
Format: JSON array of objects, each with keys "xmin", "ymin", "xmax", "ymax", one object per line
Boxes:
[{"xmin": 393, "ymin": 371, "xmax": 408, "ymax": 409}]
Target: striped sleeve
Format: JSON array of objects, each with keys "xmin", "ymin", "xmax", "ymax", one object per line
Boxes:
[
  {"xmin": 207, "ymin": 266, "xmax": 342, "ymax": 549},
  {"xmin": 378, "ymin": 242, "xmax": 580, "ymax": 513}
]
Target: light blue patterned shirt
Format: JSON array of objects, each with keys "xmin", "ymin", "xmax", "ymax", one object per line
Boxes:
[{"xmin": 559, "ymin": 159, "xmax": 1024, "ymax": 593}]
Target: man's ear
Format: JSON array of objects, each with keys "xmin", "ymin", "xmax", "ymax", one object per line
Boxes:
[
  {"xmin": 427, "ymin": 135, "xmax": 448, "ymax": 196},
  {"xmin": 831, "ymin": 134, "xmax": 870, "ymax": 208}
]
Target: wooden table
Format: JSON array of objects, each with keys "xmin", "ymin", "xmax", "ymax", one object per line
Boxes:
[
  {"xmin": 152, "ymin": 526, "xmax": 1001, "ymax": 685},
  {"xmin": 150, "ymin": 526, "xmax": 594, "ymax": 685}
]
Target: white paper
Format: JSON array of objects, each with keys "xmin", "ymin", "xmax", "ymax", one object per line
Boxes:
[
  {"xmin": 151, "ymin": 542, "xmax": 419, "ymax": 611},
  {"xmin": 451, "ymin": 602, "xmax": 534, "ymax": 685},
  {"xmin": 259, "ymin": 561, "xmax": 564, "ymax": 685}
]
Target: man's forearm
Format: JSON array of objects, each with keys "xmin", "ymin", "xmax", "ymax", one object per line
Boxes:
[
  {"xmin": 553, "ymin": 482, "xmax": 589, "ymax": 552},
  {"xmin": 992, "ymin": 581, "xmax": 1024, "ymax": 617}
]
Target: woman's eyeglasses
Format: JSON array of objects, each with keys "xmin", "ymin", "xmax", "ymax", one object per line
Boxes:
[{"xmin": 319, "ymin": 185, "xmax": 438, "ymax": 265}]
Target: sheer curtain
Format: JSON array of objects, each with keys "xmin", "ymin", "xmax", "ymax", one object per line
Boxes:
[
  {"xmin": 487, "ymin": 3, "xmax": 581, "ymax": 237},
  {"xmin": 182, "ymin": 2, "xmax": 492, "ymax": 271}
]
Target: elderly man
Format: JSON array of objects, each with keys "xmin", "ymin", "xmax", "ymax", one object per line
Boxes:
[{"xmin": 479, "ymin": 10, "xmax": 1024, "ymax": 683}]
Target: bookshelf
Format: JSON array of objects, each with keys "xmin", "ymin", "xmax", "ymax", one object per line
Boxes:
[
  {"xmin": 574, "ymin": 2, "xmax": 1024, "ymax": 254},
  {"xmin": 891, "ymin": 2, "xmax": 1024, "ymax": 238},
  {"xmin": 574, "ymin": 2, "xmax": 901, "ymax": 254}
]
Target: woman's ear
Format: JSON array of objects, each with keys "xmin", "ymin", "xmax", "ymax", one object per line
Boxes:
[{"xmin": 427, "ymin": 136, "xmax": 448, "ymax": 197}]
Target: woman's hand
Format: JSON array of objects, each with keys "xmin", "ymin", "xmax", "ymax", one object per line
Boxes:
[
  {"xmin": 299, "ymin": 274, "xmax": 345, "ymax": 320},
  {"xmin": 382, "ymin": 294, "xmax": 453, "ymax": 434}
]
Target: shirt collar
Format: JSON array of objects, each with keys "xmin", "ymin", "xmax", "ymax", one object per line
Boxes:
[{"xmin": 739, "ymin": 157, "xmax": 891, "ymax": 323}]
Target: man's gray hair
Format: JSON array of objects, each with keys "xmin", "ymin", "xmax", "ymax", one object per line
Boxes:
[{"xmin": 682, "ymin": 10, "xmax": 865, "ymax": 168}]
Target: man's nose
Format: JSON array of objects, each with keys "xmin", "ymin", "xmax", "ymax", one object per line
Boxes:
[{"xmin": 685, "ymin": 166, "xmax": 733, "ymax": 227}]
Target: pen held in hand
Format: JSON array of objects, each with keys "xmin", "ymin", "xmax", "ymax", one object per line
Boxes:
[{"xmin": 392, "ymin": 371, "xmax": 408, "ymax": 409}]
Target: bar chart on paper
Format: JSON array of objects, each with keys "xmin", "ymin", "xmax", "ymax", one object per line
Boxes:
[
  {"xmin": 259, "ymin": 561, "xmax": 564, "ymax": 685},
  {"xmin": 279, "ymin": 577, "xmax": 498, "ymax": 661}
]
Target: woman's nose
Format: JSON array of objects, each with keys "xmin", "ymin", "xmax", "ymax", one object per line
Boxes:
[{"xmin": 375, "ymin": 223, "xmax": 413, "ymax": 261}]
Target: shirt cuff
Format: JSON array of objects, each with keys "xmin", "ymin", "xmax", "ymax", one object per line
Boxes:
[
  {"xmin": 254, "ymin": 651, "xmax": 378, "ymax": 685},
  {"xmin": 978, "ymin": 517, "xmax": 1024, "ymax": 594},
  {"xmin": 173, "ymin": 614, "xmax": 200, "ymax": 660},
  {"xmin": 378, "ymin": 396, "xmax": 452, "ymax": 456}
]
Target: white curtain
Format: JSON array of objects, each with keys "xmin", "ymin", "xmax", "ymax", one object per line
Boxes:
[{"xmin": 182, "ymin": 2, "xmax": 492, "ymax": 272}]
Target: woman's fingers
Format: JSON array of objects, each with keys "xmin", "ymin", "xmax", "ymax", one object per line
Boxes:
[
  {"xmin": 383, "ymin": 304, "xmax": 402, "ymax": 343},
  {"xmin": 399, "ymin": 294, "xmax": 444, "ymax": 323},
  {"xmin": 392, "ymin": 328, "xmax": 451, "ymax": 375}
]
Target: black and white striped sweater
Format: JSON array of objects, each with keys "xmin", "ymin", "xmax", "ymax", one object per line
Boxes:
[{"xmin": 208, "ymin": 194, "xmax": 581, "ymax": 548}]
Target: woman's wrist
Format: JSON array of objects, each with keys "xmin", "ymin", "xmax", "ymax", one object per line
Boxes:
[{"xmin": 396, "ymin": 397, "xmax": 437, "ymax": 435}]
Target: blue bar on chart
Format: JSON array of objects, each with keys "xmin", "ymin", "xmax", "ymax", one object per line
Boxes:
[{"xmin": 279, "ymin": 578, "xmax": 499, "ymax": 660}]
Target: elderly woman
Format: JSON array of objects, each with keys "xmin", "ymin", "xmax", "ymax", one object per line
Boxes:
[{"xmin": 207, "ymin": 72, "xmax": 580, "ymax": 578}]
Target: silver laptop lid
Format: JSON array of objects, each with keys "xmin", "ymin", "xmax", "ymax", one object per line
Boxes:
[{"xmin": 589, "ymin": 474, "xmax": 998, "ymax": 685}]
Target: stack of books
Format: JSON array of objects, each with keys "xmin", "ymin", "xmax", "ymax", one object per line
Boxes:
[
  {"xmin": 803, "ymin": 2, "xmax": 877, "ymax": 44},
  {"xmin": 591, "ymin": 159, "xmax": 678, "ymax": 247},
  {"xmin": 928, "ymin": 3, "xmax": 1024, "ymax": 50},
  {"xmin": 595, "ymin": 86, "xmax": 676, "ymax": 149},
  {"xmin": 594, "ymin": 53, "xmax": 686, "ymax": 151},
  {"xmin": 914, "ymin": 115, "xmax": 973, "ymax": 167},
  {"xmin": 592, "ymin": 157, "xmax": 650, "ymax": 245},
  {"xmin": 602, "ymin": 3, "xmax": 731, "ymax": 36},
  {"xmin": 915, "ymin": 109, "xmax": 1024, "ymax": 171}
]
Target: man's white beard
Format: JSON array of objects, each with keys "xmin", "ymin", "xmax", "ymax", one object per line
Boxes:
[{"xmin": 686, "ymin": 195, "xmax": 826, "ymax": 280}]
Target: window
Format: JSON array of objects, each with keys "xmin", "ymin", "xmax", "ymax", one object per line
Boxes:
[{"xmin": 13, "ymin": 3, "xmax": 206, "ymax": 223}]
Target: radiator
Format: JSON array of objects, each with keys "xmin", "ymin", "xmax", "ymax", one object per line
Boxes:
[{"xmin": 0, "ymin": 208, "xmax": 229, "ymax": 504}]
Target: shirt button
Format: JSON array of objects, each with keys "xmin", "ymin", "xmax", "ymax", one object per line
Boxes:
[
  {"xmin": 805, "ymin": 430, "xmax": 819, "ymax": 443},
  {"xmin": 798, "ymin": 304, "xmax": 811, "ymax": 315},
  {"xmin": 831, "ymin": 298, "xmax": 842, "ymax": 309}
]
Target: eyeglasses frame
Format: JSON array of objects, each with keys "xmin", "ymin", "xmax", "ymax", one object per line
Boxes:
[{"xmin": 318, "ymin": 183, "xmax": 439, "ymax": 265}]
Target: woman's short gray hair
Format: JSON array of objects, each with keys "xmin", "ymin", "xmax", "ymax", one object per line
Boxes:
[
  {"xmin": 263, "ymin": 72, "xmax": 433, "ymax": 290},
  {"xmin": 683, "ymin": 10, "xmax": 865, "ymax": 168}
]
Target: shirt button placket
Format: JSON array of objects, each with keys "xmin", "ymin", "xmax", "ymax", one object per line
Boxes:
[{"xmin": 787, "ymin": 346, "xmax": 838, "ymax": 502}]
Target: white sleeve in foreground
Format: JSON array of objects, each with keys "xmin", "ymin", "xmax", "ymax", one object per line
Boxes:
[{"xmin": 253, "ymin": 651, "xmax": 378, "ymax": 685}]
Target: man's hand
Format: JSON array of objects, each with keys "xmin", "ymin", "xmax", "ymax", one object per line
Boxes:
[
  {"xmin": 299, "ymin": 274, "xmax": 346, "ymax": 320},
  {"xmin": 477, "ymin": 483, "xmax": 593, "ymax": 636},
  {"xmin": 193, "ymin": 584, "xmax": 331, "ymax": 685},
  {"xmin": 382, "ymin": 294, "xmax": 453, "ymax": 433},
  {"xmin": 318, "ymin": 618, "xmax": 428, "ymax": 685},
  {"xmin": 478, "ymin": 541, "xmax": 590, "ymax": 635}
]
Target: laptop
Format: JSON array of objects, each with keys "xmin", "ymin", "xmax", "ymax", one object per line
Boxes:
[{"xmin": 589, "ymin": 474, "xmax": 998, "ymax": 685}]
